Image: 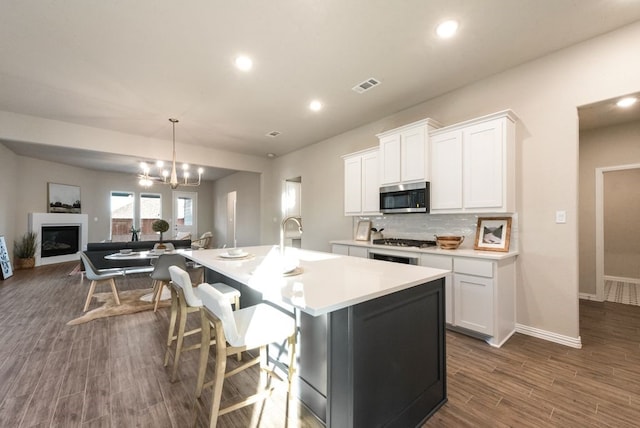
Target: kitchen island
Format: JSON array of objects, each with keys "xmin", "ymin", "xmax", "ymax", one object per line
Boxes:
[{"xmin": 185, "ymin": 245, "xmax": 449, "ymax": 427}]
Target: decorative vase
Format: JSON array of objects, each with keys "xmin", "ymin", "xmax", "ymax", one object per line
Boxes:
[{"xmin": 14, "ymin": 257, "xmax": 35, "ymax": 270}]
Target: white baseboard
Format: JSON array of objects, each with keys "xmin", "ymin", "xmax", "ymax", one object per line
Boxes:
[
  {"xmin": 579, "ymin": 292, "xmax": 602, "ymax": 301},
  {"xmin": 604, "ymin": 275, "xmax": 640, "ymax": 285},
  {"xmin": 515, "ymin": 323, "xmax": 582, "ymax": 349}
]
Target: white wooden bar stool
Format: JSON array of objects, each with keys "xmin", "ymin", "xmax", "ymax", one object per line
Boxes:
[
  {"xmin": 164, "ymin": 266, "xmax": 240, "ymax": 382},
  {"xmin": 195, "ymin": 285, "xmax": 297, "ymax": 428}
]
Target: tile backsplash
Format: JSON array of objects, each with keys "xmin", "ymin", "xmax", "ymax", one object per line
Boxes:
[{"xmin": 356, "ymin": 213, "xmax": 518, "ymax": 251}]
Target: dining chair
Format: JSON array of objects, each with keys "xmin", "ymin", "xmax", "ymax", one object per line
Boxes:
[
  {"xmin": 195, "ymin": 285, "xmax": 297, "ymax": 428},
  {"xmin": 79, "ymin": 252, "xmax": 124, "ymax": 312},
  {"xmin": 165, "ymin": 266, "xmax": 241, "ymax": 382},
  {"xmin": 191, "ymin": 231, "xmax": 213, "ymax": 250},
  {"xmin": 150, "ymin": 254, "xmax": 187, "ymax": 312}
]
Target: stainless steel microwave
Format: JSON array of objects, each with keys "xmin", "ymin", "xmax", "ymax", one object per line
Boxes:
[{"xmin": 379, "ymin": 182, "xmax": 430, "ymax": 214}]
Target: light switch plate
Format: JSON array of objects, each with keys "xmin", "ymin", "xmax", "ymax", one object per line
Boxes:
[{"xmin": 555, "ymin": 210, "xmax": 567, "ymax": 224}]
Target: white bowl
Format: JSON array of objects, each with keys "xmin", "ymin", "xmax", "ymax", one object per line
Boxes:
[{"xmin": 228, "ymin": 248, "xmax": 244, "ymax": 256}]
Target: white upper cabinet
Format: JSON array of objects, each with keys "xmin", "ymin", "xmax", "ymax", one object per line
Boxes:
[
  {"xmin": 377, "ymin": 118, "xmax": 441, "ymax": 186},
  {"xmin": 430, "ymin": 130, "xmax": 463, "ymax": 210},
  {"xmin": 343, "ymin": 147, "xmax": 380, "ymax": 216},
  {"xmin": 430, "ymin": 110, "xmax": 517, "ymax": 213}
]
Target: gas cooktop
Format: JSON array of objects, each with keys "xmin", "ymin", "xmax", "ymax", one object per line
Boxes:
[{"xmin": 372, "ymin": 238, "xmax": 437, "ymax": 248}]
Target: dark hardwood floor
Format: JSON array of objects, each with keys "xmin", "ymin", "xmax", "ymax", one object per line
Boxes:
[{"xmin": 1, "ymin": 262, "xmax": 640, "ymax": 427}]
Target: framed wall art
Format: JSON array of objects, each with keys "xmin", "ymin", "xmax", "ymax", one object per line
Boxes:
[
  {"xmin": 355, "ymin": 220, "xmax": 372, "ymax": 241},
  {"xmin": 474, "ymin": 217, "xmax": 512, "ymax": 252},
  {"xmin": 0, "ymin": 235, "xmax": 13, "ymax": 279},
  {"xmin": 48, "ymin": 183, "xmax": 81, "ymax": 213}
]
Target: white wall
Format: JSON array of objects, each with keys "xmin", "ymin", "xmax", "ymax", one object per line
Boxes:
[
  {"xmin": 0, "ymin": 143, "xmax": 18, "ymax": 264},
  {"xmin": 262, "ymin": 22, "xmax": 640, "ymax": 340},
  {"xmin": 212, "ymin": 171, "xmax": 261, "ymax": 248},
  {"xmin": 6, "ymin": 153, "xmax": 214, "ymax": 245}
]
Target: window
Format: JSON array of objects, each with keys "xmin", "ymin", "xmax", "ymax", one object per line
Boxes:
[
  {"xmin": 110, "ymin": 191, "xmax": 134, "ymax": 242},
  {"xmin": 140, "ymin": 193, "xmax": 162, "ymax": 241}
]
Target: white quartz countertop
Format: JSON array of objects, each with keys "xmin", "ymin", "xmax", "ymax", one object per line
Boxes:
[
  {"xmin": 184, "ymin": 245, "xmax": 448, "ymax": 317},
  {"xmin": 330, "ymin": 240, "xmax": 519, "ymax": 260}
]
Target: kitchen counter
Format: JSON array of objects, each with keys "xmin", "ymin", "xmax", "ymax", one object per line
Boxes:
[
  {"xmin": 185, "ymin": 245, "xmax": 448, "ymax": 316},
  {"xmin": 184, "ymin": 245, "xmax": 448, "ymax": 427},
  {"xmin": 330, "ymin": 239, "xmax": 519, "ymax": 260}
]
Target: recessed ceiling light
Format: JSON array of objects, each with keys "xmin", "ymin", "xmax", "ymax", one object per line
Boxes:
[
  {"xmin": 235, "ymin": 55, "xmax": 253, "ymax": 71},
  {"xmin": 436, "ymin": 20, "xmax": 458, "ymax": 39},
  {"xmin": 309, "ymin": 100, "xmax": 323, "ymax": 111},
  {"xmin": 617, "ymin": 97, "xmax": 637, "ymax": 108}
]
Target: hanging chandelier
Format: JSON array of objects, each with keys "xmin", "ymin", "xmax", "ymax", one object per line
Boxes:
[{"xmin": 138, "ymin": 118, "xmax": 204, "ymax": 189}]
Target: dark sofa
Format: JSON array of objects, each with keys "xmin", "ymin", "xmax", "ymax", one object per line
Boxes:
[{"xmin": 83, "ymin": 239, "xmax": 192, "ymax": 270}]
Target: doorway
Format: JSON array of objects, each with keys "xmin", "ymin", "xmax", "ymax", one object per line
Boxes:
[
  {"xmin": 172, "ymin": 191, "xmax": 198, "ymax": 239},
  {"xmin": 595, "ymin": 164, "xmax": 640, "ymax": 304}
]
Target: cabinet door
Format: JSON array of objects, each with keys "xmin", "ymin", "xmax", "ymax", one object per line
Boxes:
[
  {"xmin": 332, "ymin": 244, "xmax": 349, "ymax": 255},
  {"xmin": 421, "ymin": 254, "xmax": 453, "ymax": 325},
  {"xmin": 430, "ymin": 130, "xmax": 463, "ymax": 211},
  {"xmin": 454, "ymin": 273, "xmax": 494, "ymax": 335},
  {"xmin": 348, "ymin": 246, "xmax": 369, "ymax": 258},
  {"xmin": 344, "ymin": 156, "xmax": 362, "ymax": 215},
  {"xmin": 463, "ymin": 119, "xmax": 504, "ymax": 209},
  {"xmin": 379, "ymin": 134, "xmax": 401, "ymax": 185},
  {"xmin": 361, "ymin": 150, "xmax": 380, "ymax": 214},
  {"xmin": 401, "ymin": 126, "xmax": 426, "ymax": 182}
]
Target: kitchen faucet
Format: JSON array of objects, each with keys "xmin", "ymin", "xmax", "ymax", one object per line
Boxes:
[{"xmin": 280, "ymin": 216, "xmax": 302, "ymax": 255}]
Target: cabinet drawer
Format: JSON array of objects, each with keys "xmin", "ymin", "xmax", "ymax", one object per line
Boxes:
[
  {"xmin": 454, "ymin": 258, "xmax": 493, "ymax": 278},
  {"xmin": 420, "ymin": 254, "xmax": 452, "ymax": 270},
  {"xmin": 349, "ymin": 246, "xmax": 369, "ymax": 258}
]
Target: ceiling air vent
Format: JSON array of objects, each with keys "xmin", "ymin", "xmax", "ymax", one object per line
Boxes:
[
  {"xmin": 266, "ymin": 131, "xmax": 281, "ymax": 138},
  {"xmin": 352, "ymin": 78, "xmax": 381, "ymax": 94}
]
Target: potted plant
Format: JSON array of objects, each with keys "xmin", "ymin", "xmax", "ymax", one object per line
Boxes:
[
  {"xmin": 152, "ymin": 219, "xmax": 170, "ymax": 249},
  {"xmin": 14, "ymin": 231, "xmax": 38, "ymax": 269}
]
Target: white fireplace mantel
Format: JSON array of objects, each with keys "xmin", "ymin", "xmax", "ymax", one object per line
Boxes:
[{"xmin": 29, "ymin": 213, "xmax": 88, "ymax": 266}]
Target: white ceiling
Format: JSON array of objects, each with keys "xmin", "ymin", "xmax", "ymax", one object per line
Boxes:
[{"xmin": 1, "ymin": 1, "xmax": 640, "ymax": 177}]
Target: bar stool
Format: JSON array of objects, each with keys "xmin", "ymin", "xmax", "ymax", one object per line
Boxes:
[
  {"xmin": 195, "ymin": 285, "xmax": 297, "ymax": 428},
  {"xmin": 164, "ymin": 266, "xmax": 241, "ymax": 382}
]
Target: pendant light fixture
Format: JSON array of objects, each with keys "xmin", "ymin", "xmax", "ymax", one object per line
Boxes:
[{"xmin": 138, "ymin": 118, "xmax": 204, "ymax": 189}]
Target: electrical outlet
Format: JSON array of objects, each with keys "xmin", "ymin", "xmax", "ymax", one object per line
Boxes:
[{"xmin": 555, "ymin": 210, "xmax": 567, "ymax": 224}]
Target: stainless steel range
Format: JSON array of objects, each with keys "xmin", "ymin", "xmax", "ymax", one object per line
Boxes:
[
  {"xmin": 369, "ymin": 238, "xmax": 436, "ymax": 264},
  {"xmin": 372, "ymin": 238, "xmax": 437, "ymax": 248}
]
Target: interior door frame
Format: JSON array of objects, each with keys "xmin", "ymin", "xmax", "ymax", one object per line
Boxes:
[
  {"xmin": 172, "ymin": 190, "xmax": 198, "ymax": 239},
  {"xmin": 595, "ymin": 162, "xmax": 640, "ymax": 301}
]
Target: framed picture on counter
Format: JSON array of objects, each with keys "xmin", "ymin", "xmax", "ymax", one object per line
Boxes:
[
  {"xmin": 474, "ymin": 217, "xmax": 512, "ymax": 252},
  {"xmin": 355, "ymin": 220, "xmax": 372, "ymax": 241}
]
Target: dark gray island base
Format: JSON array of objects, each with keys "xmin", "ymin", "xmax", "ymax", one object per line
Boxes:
[{"xmin": 206, "ymin": 268, "xmax": 447, "ymax": 427}]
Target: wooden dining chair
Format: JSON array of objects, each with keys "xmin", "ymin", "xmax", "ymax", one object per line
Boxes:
[
  {"xmin": 79, "ymin": 252, "xmax": 124, "ymax": 312},
  {"xmin": 195, "ymin": 285, "xmax": 297, "ymax": 428},
  {"xmin": 150, "ymin": 254, "xmax": 187, "ymax": 312}
]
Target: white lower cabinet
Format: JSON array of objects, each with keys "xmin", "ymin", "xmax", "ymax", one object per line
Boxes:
[
  {"xmin": 333, "ymin": 242, "xmax": 516, "ymax": 347},
  {"xmin": 422, "ymin": 254, "xmax": 516, "ymax": 347},
  {"xmin": 331, "ymin": 244, "xmax": 368, "ymax": 258},
  {"xmin": 420, "ymin": 254, "xmax": 453, "ymax": 324}
]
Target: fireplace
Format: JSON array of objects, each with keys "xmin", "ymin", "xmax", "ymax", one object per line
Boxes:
[
  {"xmin": 29, "ymin": 213, "xmax": 89, "ymax": 266},
  {"xmin": 41, "ymin": 225, "xmax": 80, "ymax": 257}
]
